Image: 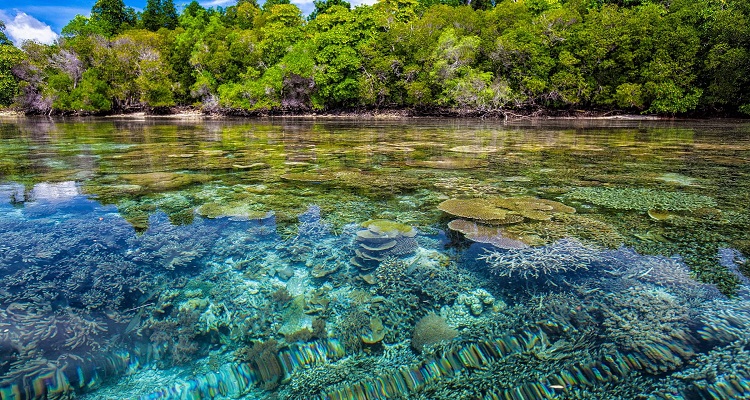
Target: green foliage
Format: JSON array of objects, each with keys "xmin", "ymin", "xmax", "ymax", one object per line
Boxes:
[
  {"xmin": 0, "ymin": 21, "xmax": 12, "ymax": 46},
  {"xmin": 71, "ymin": 69, "xmax": 112, "ymax": 112},
  {"xmin": 263, "ymin": 0, "xmax": 292, "ymax": 12},
  {"xmin": 0, "ymin": 43, "xmax": 24, "ymax": 106},
  {"xmin": 3, "ymin": 0, "xmax": 750, "ymax": 115},
  {"xmin": 91, "ymin": 0, "xmax": 136, "ymax": 36},
  {"xmin": 142, "ymin": 0, "xmax": 179, "ymax": 31},
  {"xmin": 310, "ymin": 0, "xmax": 351, "ymax": 20},
  {"xmin": 62, "ymin": 15, "xmax": 106, "ymax": 38}
]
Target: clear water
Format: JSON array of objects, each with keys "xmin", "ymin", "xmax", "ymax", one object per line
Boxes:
[{"xmin": 1, "ymin": 117, "xmax": 749, "ymax": 399}]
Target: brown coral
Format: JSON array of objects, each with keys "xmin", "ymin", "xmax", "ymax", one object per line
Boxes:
[
  {"xmin": 236, "ymin": 339, "xmax": 283, "ymax": 390},
  {"xmin": 441, "ymin": 196, "xmax": 579, "ymax": 248},
  {"xmin": 438, "ymin": 199, "xmax": 509, "ymax": 222},
  {"xmin": 447, "ymin": 219, "xmax": 529, "ymax": 249},
  {"xmin": 404, "ymin": 158, "xmax": 486, "ymax": 169},
  {"xmin": 280, "ymin": 172, "xmax": 336, "ymax": 182},
  {"xmin": 411, "ymin": 314, "xmax": 458, "ymax": 353}
]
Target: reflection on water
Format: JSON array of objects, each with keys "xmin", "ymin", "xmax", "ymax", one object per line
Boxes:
[{"xmin": 0, "ymin": 118, "xmax": 749, "ymax": 399}]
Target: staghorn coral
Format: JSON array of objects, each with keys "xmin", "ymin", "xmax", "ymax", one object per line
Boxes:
[
  {"xmin": 296, "ymin": 205, "xmax": 331, "ymax": 239},
  {"xmin": 608, "ymin": 248, "xmax": 723, "ymax": 298},
  {"xmin": 479, "ymin": 238, "xmax": 612, "ymax": 279},
  {"xmin": 565, "ymin": 187, "xmax": 717, "ymax": 212},
  {"xmin": 126, "ymin": 212, "xmax": 220, "ymax": 271},
  {"xmin": 599, "ymin": 286, "xmax": 695, "ymax": 374}
]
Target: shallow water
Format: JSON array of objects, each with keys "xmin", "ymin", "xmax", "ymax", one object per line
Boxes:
[{"xmin": 1, "ymin": 117, "xmax": 749, "ymax": 399}]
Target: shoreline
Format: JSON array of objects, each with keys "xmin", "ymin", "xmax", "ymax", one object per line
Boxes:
[{"xmin": 1, "ymin": 107, "xmax": 746, "ymax": 121}]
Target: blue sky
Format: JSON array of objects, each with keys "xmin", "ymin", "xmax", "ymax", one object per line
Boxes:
[{"xmin": 0, "ymin": 0, "xmax": 372, "ymax": 46}]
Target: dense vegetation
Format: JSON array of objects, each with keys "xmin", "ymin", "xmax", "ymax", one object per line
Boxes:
[{"xmin": 0, "ymin": 0, "xmax": 749, "ymax": 116}]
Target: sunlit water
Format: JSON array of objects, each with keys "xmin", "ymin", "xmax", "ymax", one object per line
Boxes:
[{"xmin": 1, "ymin": 117, "xmax": 749, "ymax": 399}]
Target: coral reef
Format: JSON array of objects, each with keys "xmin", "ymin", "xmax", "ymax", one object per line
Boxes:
[
  {"xmin": 719, "ymin": 247, "xmax": 749, "ymax": 285},
  {"xmin": 441, "ymin": 196, "xmax": 577, "ymax": 249},
  {"xmin": 196, "ymin": 200, "xmax": 274, "ymax": 221},
  {"xmin": 142, "ymin": 340, "xmax": 344, "ymax": 399},
  {"xmin": 351, "ymin": 220, "xmax": 419, "ymax": 270},
  {"xmin": 411, "ymin": 314, "xmax": 458, "ymax": 353},
  {"xmin": 317, "ymin": 326, "xmax": 551, "ymax": 400},
  {"xmin": 599, "ymin": 286, "xmax": 695, "ymax": 374},
  {"xmin": 504, "ymin": 213, "xmax": 625, "ymax": 248},
  {"xmin": 3, "ymin": 120, "xmax": 750, "ymax": 400},
  {"xmin": 281, "ymin": 172, "xmax": 336, "ymax": 183},
  {"xmin": 405, "ymin": 157, "xmax": 487, "ymax": 169},
  {"xmin": 119, "ymin": 172, "xmax": 211, "ymax": 192},
  {"xmin": 438, "ymin": 198, "xmax": 513, "ymax": 222},
  {"xmin": 126, "ymin": 213, "xmax": 220, "ymax": 271},
  {"xmin": 478, "ymin": 238, "xmax": 613, "ymax": 279},
  {"xmin": 447, "ymin": 219, "xmax": 529, "ymax": 249},
  {"xmin": 565, "ymin": 187, "xmax": 717, "ymax": 212}
]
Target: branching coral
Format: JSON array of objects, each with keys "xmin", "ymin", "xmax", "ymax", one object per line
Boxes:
[
  {"xmin": 598, "ymin": 286, "xmax": 695, "ymax": 374},
  {"xmin": 126, "ymin": 212, "xmax": 219, "ymax": 271},
  {"xmin": 565, "ymin": 187, "xmax": 717, "ymax": 212},
  {"xmin": 478, "ymin": 238, "xmax": 612, "ymax": 279}
]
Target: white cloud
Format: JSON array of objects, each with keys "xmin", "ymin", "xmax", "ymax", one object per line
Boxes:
[
  {"xmin": 21, "ymin": 6, "xmax": 91, "ymax": 31},
  {"xmin": 199, "ymin": 0, "xmax": 237, "ymax": 7},
  {"xmin": 0, "ymin": 10, "xmax": 58, "ymax": 46}
]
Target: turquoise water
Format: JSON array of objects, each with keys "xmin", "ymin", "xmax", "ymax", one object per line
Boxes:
[{"xmin": 1, "ymin": 117, "xmax": 749, "ymax": 399}]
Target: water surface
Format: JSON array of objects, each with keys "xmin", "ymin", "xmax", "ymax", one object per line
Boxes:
[{"xmin": 1, "ymin": 117, "xmax": 749, "ymax": 399}]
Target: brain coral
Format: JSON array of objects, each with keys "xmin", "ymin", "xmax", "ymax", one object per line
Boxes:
[{"xmin": 411, "ymin": 313, "xmax": 458, "ymax": 353}]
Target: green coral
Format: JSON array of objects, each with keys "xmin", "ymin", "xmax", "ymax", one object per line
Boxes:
[
  {"xmin": 566, "ymin": 187, "xmax": 717, "ymax": 212},
  {"xmin": 196, "ymin": 200, "xmax": 272, "ymax": 220},
  {"xmin": 361, "ymin": 219, "xmax": 416, "ymax": 235}
]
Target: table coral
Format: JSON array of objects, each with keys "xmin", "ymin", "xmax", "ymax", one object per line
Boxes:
[{"xmin": 352, "ymin": 220, "xmax": 418, "ymax": 269}]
